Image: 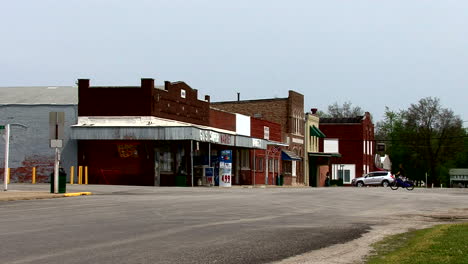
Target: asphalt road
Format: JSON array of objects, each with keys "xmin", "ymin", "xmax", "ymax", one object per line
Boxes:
[{"xmin": 1, "ymin": 184, "xmax": 468, "ymax": 264}]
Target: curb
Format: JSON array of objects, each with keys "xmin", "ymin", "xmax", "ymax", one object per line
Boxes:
[{"xmin": 63, "ymin": 192, "xmax": 92, "ymax": 197}]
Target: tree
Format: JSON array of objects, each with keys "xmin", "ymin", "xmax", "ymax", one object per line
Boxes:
[
  {"xmin": 319, "ymin": 101, "xmax": 364, "ymax": 118},
  {"xmin": 376, "ymin": 97, "xmax": 465, "ymax": 186}
]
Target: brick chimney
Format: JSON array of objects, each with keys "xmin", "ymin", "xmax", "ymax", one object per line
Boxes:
[
  {"xmin": 78, "ymin": 79, "xmax": 89, "ymax": 99},
  {"xmin": 164, "ymin": 81, "xmax": 170, "ymax": 91}
]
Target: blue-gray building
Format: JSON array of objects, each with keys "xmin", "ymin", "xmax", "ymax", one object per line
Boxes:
[{"xmin": 0, "ymin": 86, "xmax": 77, "ymax": 182}]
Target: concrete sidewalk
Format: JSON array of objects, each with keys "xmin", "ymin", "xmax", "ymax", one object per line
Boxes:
[
  {"xmin": 0, "ymin": 182, "xmax": 311, "ymax": 201},
  {"xmin": 0, "ymin": 187, "xmax": 92, "ymax": 202}
]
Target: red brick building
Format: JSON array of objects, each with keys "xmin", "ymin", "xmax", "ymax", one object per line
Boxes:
[
  {"xmin": 72, "ymin": 78, "xmax": 277, "ymax": 186},
  {"xmin": 209, "ymin": 108, "xmax": 283, "ymax": 185},
  {"xmin": 211, "ymin": 91, "xmax": 304, "ymax": 185},
  {"xmin": 319, "ymin": 112, "xmax": 375, "ymax": 185}
]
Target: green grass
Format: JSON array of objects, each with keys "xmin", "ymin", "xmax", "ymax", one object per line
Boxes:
[{"xmin": 366, "ymin": 223, "xmax": 468, "ymax": 264}]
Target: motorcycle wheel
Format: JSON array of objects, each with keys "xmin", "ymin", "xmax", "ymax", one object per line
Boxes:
[
  {"xmin": 405, "ymin": 181, "xmax": 415, "ymax": 191},
  {"xmin": 390, "ymin": 182, "xmax": 399, "ymax": 190}
]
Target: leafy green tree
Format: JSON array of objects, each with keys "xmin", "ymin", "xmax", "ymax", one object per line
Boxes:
[
  {"xmin": 319, "ymin": 101, "xmax": 364, "ymax": 118},
  {"xmin": 376, "ymin": 97, "xmax": 465, "ymax": 186}
]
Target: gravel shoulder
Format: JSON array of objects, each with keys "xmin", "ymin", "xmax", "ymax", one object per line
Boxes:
[{"xmin": 275, "ymin": 208, "xmax": 468, "ymax": 264}]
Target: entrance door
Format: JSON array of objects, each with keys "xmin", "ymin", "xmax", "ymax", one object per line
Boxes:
[
  {"xmin": 309, "ymin": 157, "xmax": 317, "ymax": 187},
  {"xmin": 154, "ymin": 148, "xmax": 160, "ymax": 186}
]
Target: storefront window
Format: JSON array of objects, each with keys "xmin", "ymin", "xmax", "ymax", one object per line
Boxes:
[
  {"xmin": 176, "ymin": 147, "xmax": 186, "ymax": 175},
  {"xmin": 160, "ymin": 147, "xmax": 174, "ymax": 173},
  {"xmin": 257, "ymin": 158, "xmax": 264, "ymax": 171},
  {"xmin": 241, "ymin": 149, "xmax": 250, "ymax": 169},
  {"xmin": 283, "ymin": 161, "xmax": 292, "ymax": 174}
]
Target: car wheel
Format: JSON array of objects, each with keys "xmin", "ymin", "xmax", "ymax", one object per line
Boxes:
[
  {"xmin": 357, "ymin": 181, "xmax": 364, "ymax": 187},
  {"xmin": 382, "ymin": 180, "xmax": 389, "ymax": 187}
]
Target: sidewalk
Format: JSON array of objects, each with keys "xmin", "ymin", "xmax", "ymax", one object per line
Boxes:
[
  {"xmin": 0, "ymin": 190, "xmax": 67, "ymax": 201},
  {"xmin": 0, "ymin": 184, "xmax": 92, "ymax": 201}
]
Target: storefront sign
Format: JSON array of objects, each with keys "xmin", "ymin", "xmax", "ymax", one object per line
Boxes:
[
  {"xmin": 292, "ymin": 138, "xmax": 304, "ymax": 144},
  {"xmin": 200, "ymin": 130, "xmax": 218, "ymax": 143},
  {"xmin": 252, "ymin": 139, "xmax": 262, "ymax": 148},
  {"xmin": 264, "ymin": 126, "xmax": 270, "ymax": 140},
  {"xmin": 220, "ymin": 134, "xmax": 232, "ymax": 145},
  {"xmin": 200, "ymin": 130, "xmax": 233, "ymax": 145},
  {"xmin": 219, "ymin": 150, "xmax": 232, "ymax": 187}
]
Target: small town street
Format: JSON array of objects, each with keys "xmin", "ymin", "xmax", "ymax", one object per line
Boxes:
[{"xmin": 1, "ymin": 184, "xmax": 468, "ymax": 264}]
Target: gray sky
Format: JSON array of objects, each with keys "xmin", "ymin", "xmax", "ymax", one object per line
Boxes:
[{"xmin": 1, "ymin": 0, "xmax": 467, "ymax": 123}]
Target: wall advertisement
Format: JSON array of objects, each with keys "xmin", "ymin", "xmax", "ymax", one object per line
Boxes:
[{"xmin": 219, "ymin": 150, "xmax": 232, "ymax": 187}]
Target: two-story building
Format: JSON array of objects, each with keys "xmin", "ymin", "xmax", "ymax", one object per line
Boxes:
[
  {"xmin": 319, "ymin": 112, "xmax": 375, "ymax": 185},
  {"xmin": 304, "ymin": 108, "xmax": 340, "ymax": 187},
  {"xmin": 211, "ymin": 91, "xmax": 305, "ymax": 186}
]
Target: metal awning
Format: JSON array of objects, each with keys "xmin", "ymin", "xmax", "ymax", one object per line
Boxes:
[
  {"xmin": 308, "ymin": 152, "xmax": 341, "ymax": 158},
  {"xmin": 236, "ymin": 135, "xmax": 267, "ymax": 149},
  {"xmin": 310, "ymin": 125, "xmax": 326, "ymax": 138},
  {"xmin": 282, "ymin": 150, "xmax": 302, "ymax": 161},
  {"xmin": 266, "ymin": 140, "xmax": 289, "ymax": 147},
  {"xmin": 71, "ymin": 116, "xmax": 268, "ymax": 149}
]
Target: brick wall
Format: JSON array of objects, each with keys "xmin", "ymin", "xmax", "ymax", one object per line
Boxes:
[
  {"xmin": 212, "ymin": 99, "xmax": 288, "ymax": 137},
  {"xmin": 153, "ymin": 81, "xmax": 210, "ymax": 126},
  {"xmin": 212, "ymin": 91, "xmax": 305, "ymax": 185},
  {"xmin": 0, "ymin": 105, "xmax": 78, "ymax": 183},
  {"xmin": 78, "ymin": 79, "xmax": 152, "ymax": 116},
  {"xmin": 250, "ymin": 117, "xmax": 282, "ymax": 142},
  {"xmin": 209, "ymin": 108, "xmax": 236, "ymax": 131},
  {"xmin": 78, "ymin": 79, "xmax": 210, "ymax": 126},
  {"xmin": 319, "ymin": 113, "xmax": 375, "ymax": 178}
]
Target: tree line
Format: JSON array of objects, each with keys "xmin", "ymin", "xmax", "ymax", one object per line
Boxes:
[{"xmin": 320, "ymin": 98, "xmax": 468, "ymax": 186}]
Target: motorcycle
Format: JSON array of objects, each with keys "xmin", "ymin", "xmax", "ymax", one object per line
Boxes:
[{"xmin": 390, "ymin": 177, "xmax": 415, "ymax": 190}]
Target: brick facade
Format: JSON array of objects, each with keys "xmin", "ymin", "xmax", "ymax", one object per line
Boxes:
[
  {"xmin": 78, "ymin": 79, "xmax": 210, "ymax": 126},
  {"xmin": 211, "ymin": 90, "xmax": 305, "ymax": 185},
  {"xmin": 319, "ymin": 112, "xmax": 375, "ymax": 182},
  {"xmin": 209, "ymin": 108, "xmax": 236, "ymax": 132}
]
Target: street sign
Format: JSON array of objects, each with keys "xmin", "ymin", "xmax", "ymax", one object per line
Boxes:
[
  {"xmin": 49, "ymin": 112, "xmax": 65, "ymax": 141},
  {"xmin": 0, "ymin": 125, "xmax": 5, "ymax": 129}
]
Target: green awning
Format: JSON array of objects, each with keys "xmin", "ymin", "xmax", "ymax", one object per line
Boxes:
[{"xmin": 310, "ymin": 125, "xmax": 326, "ymax": 138}]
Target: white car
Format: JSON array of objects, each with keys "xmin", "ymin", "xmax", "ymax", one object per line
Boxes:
[{"xmin": 351, "ymin": 171, "xmax": 395, "ymax": 187}]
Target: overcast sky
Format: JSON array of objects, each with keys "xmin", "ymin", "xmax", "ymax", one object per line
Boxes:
[{"xmin": 1, "ymin": 0, "xmax": 467, "ymax": 123}]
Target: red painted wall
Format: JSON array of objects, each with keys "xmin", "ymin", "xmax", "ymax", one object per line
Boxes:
[{"xmin": 78, "ymin": 140, "xmax": 154, "ymax": 186}]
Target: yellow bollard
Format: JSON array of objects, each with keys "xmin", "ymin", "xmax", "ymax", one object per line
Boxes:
[
  {"xmin": 7, "ymin": 168, "xmax": 10, "ymax": 184},
  {"xmin": 32, "ymin": 167, "xmax": 36, "ymax": 184},
  {"xmin": 85, "ymin": 166, "xmax": 88, "ymax": 185},
  {"xmin": 78, "ymin": 166, "xmax": 83, "ymax": 185},
  {"xmin": 70, "ymin": 166, "xmax": 74, "ymax": 185}
]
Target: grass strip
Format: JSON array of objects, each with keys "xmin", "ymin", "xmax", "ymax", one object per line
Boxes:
[{"xmin": 366, "ymin": 223, "xmax": 468, "ymax": 264}]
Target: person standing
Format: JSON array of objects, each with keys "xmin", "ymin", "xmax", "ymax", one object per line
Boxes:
[{"xmin": 325, "ymin": 172, "xmax": 331, "ymax": 187}]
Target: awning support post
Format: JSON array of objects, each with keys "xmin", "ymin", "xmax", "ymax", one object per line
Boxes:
[{"xmin": 191, "ymin": 140, "xmax": 194, "ymax": 187}]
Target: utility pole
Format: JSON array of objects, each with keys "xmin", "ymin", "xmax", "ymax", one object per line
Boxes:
[
  {"xmin": 2, "ymin": 123, "xmax": 28, "ymax": 191},
  {"xmin": 3, "ymin": 124, "xmax": 10, "ymax": 191},
  {"xmin": 49, "ymin": 112, "xmax": 64, "ymax": 193}
]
